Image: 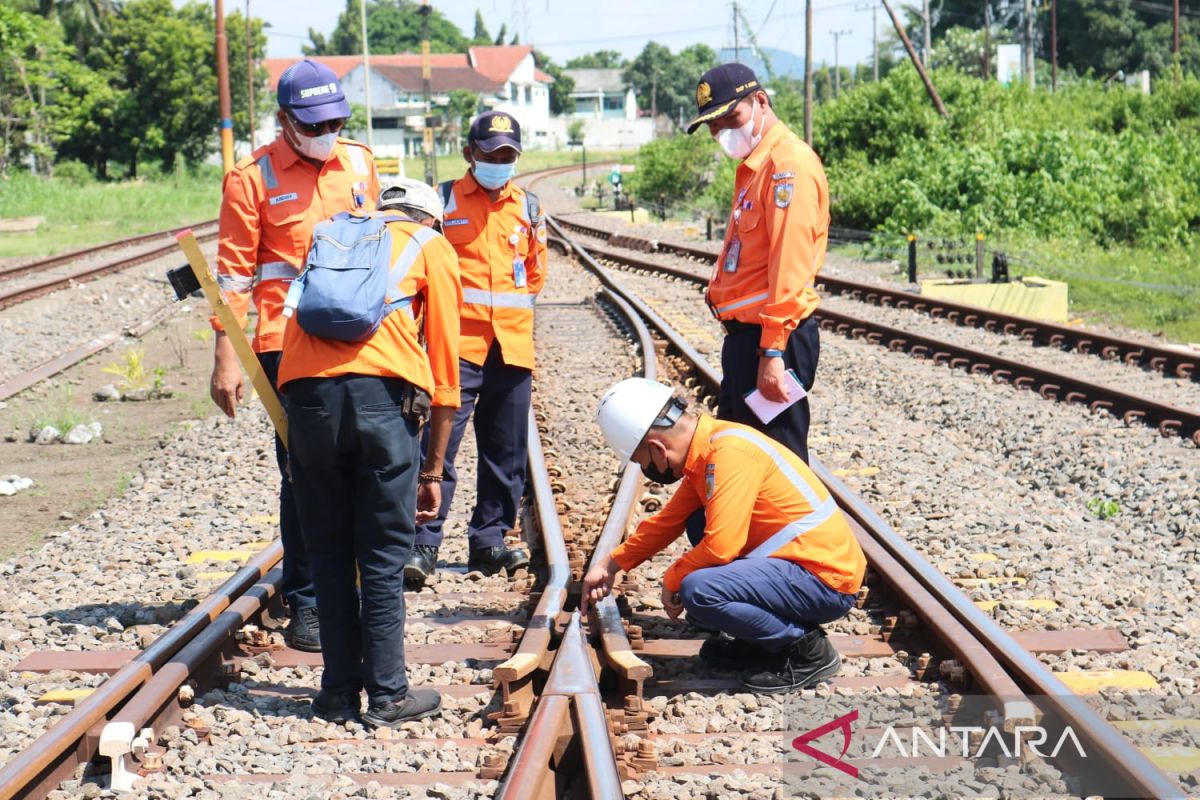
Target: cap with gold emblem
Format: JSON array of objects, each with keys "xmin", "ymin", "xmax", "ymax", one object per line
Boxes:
[
  {"xmin": 467, "ymin": 110, "xmax": 523, "ymax": 153},
  {"xmin": 686, "ymin": 62, "xmax": 762, "ymax": 134}
]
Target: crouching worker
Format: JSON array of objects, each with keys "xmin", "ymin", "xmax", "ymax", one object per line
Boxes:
[
  {"xmin": 277, "ymin": 180, "xmax": 462, "ymax": 727},
  {"xmin": 582, "ymin": 379, "xmax": 866, "ymax": 693}
]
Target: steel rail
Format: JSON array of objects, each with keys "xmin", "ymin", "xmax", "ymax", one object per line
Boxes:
[
  {"xmin": 555, "ymin": 215, "xmax": 1200, "ymax": 383},
  {"xmin": 0, "ymin": 542, "xmax": 282, "ymax": 800},
  {"xmin": 579, "ymin": 240, "xmax": 1200, "ymax": 444},
  {"xmin": 550, "ymin": 216, "xmax": 1186, "ymax": 800}
]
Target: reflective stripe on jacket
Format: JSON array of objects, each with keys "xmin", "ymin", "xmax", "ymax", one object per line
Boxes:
[
  {"xmin": 213, "ymin": 136, "xmax": 381, "ymax": 353},
  {"xmin": 706, "ymin": 122, "xmax": 830, "ymax": 352},
  {"xmin": 277, "ymin": 218, "xmax": 462, "ymax": 408},
  {"xmin": 609, "ymin": 415, "xmax": 865, "ymax": 595},
  {"xmin": 440, "ymin": 171, "xmax": 547, "ymax": 370}
]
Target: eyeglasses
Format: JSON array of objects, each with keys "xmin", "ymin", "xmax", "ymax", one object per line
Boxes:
[{"xmin": 288, "ymin": 114, "xmax": 345, "ymax": 136}]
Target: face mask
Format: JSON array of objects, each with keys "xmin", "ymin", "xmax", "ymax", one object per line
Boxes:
[
  {"xmin": 640, "ymin": 451, "xmax": 682, "ymax": 485},
  {"xmin": 716, "ymin": 99, "xmax": 763, "ymax": 160},
  {"xmin": 293, "ymin": 131, "xmax": 338, "ymax": 162},
  {"xmin": 473, "ymin": 159, "xmax": 517, "ymax": 189}
]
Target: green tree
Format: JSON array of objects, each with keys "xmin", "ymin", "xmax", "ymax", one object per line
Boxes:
[
  {"xmin": 304, "ymin": 0, "xmax": 469, "ymax": 56},
  {"xmin": 470, "ymin": 9, "xmax": 490, "ymax": 46},
  {"xmin": 25, "ymin": 0, "xmax": 116, "ymax": 51},
  {"xmin": 624, "ymin": 41, "xmax": 718, "ymax": 129},
  {"xmin": 626, "ymin": 131, "xmax": 721, "ymax": 216},
  {"xmin": 534, "ymin": 49, "xmax": 574, "ymax": 115},
  {"xmin": 443, "ymin": 88, "xmax": 478, "ymax": 147},
  {"xmin": 493, "ymin": 23, "xmax": 507, "ymax": 46},
  {"xmin": 566, "ymin": 50, "xmax": 625, "ymax": 69}
]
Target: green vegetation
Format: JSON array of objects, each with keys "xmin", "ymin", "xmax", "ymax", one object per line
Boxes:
[
  {"xmin": 27, "ymin": 388, "xmax": 86, "ymax": 435},
  {"xmin": 0, "ymin": 168, "xmax": 219, "ymax": 259},
  {"xmin": 1086, "ymin": 497, "xmax": 1122, "ymax": 520}
]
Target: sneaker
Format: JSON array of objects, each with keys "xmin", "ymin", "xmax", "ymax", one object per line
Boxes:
[
  {"xmin": 698, "ymin": 633, "xmax": 770, "ymax": 671},
  {"xmin": 285, "ymin": 606, "xmax": 321, "ymax": 652},
  {"xmin": 467, "ymin": 545, "xmax": 530, "ymax": 576},
  {"xmin": 311, "ymin": 689, "xmax": 361, "ymax": 724},
  {"xmin": 404, "ymin": 545, "xmax": 440, "ymax": 588},
  {"xmin": 741, "ymin": 628, "xmax": 842, "ymax": 694},
  {"xmin": 361, "ymin": 687, "xmax": 443, "ymax": 729}
]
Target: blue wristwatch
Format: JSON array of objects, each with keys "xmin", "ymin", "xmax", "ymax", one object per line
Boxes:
[{"xmin": 758, "ymin": 348, "xmax": 785, "ymax": 358}]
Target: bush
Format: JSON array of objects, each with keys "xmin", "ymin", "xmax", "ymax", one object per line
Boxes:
[{"xmin": 51, "ymin": 160, "xmax": 94, "ymax": 183}]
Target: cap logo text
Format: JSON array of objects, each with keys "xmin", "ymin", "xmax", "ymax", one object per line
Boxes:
[
  {"xmin": 299, "ymin": 82, "xmax": 337, "ymax": 99},
  {"xmin": 734, "ymin": 80, "xmax": 759, "ymax": 93}
]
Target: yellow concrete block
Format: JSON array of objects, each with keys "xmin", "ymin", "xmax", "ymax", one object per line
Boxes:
[
  {"xmin": 247, "ymin": 514, "xmax": 280, "ymax": 525},
  {"xmin": 197, "ymin": 571, "xmax": 236, "ymax": 581},
  {"xmin": 968, "ymin": 553, "xmax": 1000, "ymax": 562},
  {"xmin": 1114, "ymin": 719, "xmax": 1200, "ymax": 733},
  {"xmin": 1055, "ymin": 670, "xmax": 1160, "ymax": 693},
  {"xmin": 1138, "ymin": 746, "xmax": 1200, "ymax": 773},
  {"xmin": 243, "ymin": 540, "xmax": 274, "ymax": 550},
  {"xmin": 36, "ymin": 688, "xmax": 94, "ymax": 705},
  {"xmin": 975, "ymin": 598, "xmax": 1059, "ymax": 612},
  {"xmin": 919, "ymin": 276, "xmax": 1069, "ymax": 324},
  {"xmin": 185, "ymin": 550, "xmax": 254, "ymax": 564},
  {"xmin": 955, "ymin": 577, "xmax": 1027, "ymax": 588}
]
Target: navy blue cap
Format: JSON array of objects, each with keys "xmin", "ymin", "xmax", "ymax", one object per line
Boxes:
[
  {"xmin": 467, "ymin": 111, "xmax": 522, "ymax": 153},
  {"xmin": 277, "ymin": 59, "xmax": 351, "ymax": 125},
  {"xmin": 686, "ymin": 63, "xmax": 762, "ymax": 134}
]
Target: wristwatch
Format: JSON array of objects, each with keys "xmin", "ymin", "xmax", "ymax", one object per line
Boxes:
[{"xmin": 757, "ymin": 348, "xmax": 785, "ymax": 358}]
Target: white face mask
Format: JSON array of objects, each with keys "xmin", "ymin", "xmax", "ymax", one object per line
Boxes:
[
  {"xmin": 293, "ymin": 130, "xmax": 338, "ymax": 162},
  {"xmin": 716, "ymin": 99, "xmax": 763, "ymax": 160}
]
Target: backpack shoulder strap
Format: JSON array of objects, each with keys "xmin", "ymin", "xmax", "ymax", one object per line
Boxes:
[
  {"xmin": 438, "ymin": 180, "xmax": 456, "ymax": 215},
  {"xmin": 522, "ymin": 189, "xmax": 542, "ymax": 228}
]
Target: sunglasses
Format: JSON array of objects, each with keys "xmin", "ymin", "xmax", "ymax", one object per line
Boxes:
[{"xmin": 288, "ymin": 114, "xmax": 345, "ymax": 136}]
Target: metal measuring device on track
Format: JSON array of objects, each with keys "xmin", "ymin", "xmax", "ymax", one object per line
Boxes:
[{"xmin": 168, "ymin": 230, "xmax": 289, "ymax": 444}]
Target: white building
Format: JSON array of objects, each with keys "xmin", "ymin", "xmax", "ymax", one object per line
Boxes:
[{"xmin": 549, "ymin": 68, "xmax": 653, "ymax": 151}]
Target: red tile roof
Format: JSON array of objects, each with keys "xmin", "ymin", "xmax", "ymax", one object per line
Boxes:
[
  {"xmin": 373, "ymin": 64, "xmax": 504, "ymax": 93},
  {"xmin": 265, "ymin": 54, "xmax": 469, "ymax": 90},
  {"xmin": 264, "ymin": 48, "xmax": 550, "ymax": 94},
  {"xmin": 467, "ymin": 45, "xmax": 533, "ymax": 82}
]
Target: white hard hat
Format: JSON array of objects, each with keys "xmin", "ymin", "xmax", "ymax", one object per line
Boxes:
[
  {"xmin": 596, "ymin": 378, "xmax": 675, "ymax": 463},
  {"xmin": 378, "ymin": 178, "xmax": 444, "ymax": 224}
]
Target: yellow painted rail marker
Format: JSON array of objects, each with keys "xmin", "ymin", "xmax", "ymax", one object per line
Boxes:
[{"xmin": 174, "ymin": 229, "xmax": 288, "ymax": 444}]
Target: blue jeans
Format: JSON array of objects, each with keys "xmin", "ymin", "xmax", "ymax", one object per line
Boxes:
[
  {"xmin": 285, "ymin": 375, "xmax": 420, "ymax": 704},
  {"xmin": 678, "ymin": 558, "xmax": 855, "ymax": 653},
  {"xmin": 415, "ymin": 341, "xmax": 531, "ymax": 550},
  {"xmin": 257, "ymin": 351, "xmax": 316, "ymax": 612}
]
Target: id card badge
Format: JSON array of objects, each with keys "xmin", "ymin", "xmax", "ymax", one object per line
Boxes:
[
  {"xmin": 513, "ymin": 259, "xmax": 527, "ymax": 288},
  {"xmin": 723, "ymin": 239, "xmax": 741, "ymax": 273}
]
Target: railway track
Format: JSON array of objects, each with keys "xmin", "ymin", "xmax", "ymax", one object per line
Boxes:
[{"xmin": 552, "ymin": 217, "xmax": 1200, "ymax": 446}]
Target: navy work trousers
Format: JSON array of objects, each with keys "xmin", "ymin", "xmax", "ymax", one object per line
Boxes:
[
  {"xmin": 678, "ymin": 558, "xmax": 855, "ymax": 653},
  {"xmin": 415, "ymin": 340, "xmax": 531, "ymax": 550},
  {"xmin": 285, "ymin": 375, "xmax": 420, "ymax": 704},
  {"xmin": 256, "ymin": 351, "xmax": 316, "ymax": 612},
  {"xmin": 718, "ymin": 316, "xmax": 820, "ymax": 463}
]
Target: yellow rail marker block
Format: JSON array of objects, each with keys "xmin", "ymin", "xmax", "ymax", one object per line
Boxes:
[
  {"xmin": 831, "ymin": 467, "xmax": 882, "ymax": 478},
  {"xmin": 1115, "ymin": 719, "xmax": 1200, "ymax": 733},
  {"xmin": 975, "ymin": 598, "xmax": 1059, "ymax": 612},
  {"xmin": 1138, "ymin": 746, "xmax": 1200, "ymax": 773},
  {"xmin": 1055, "ymin": 670, "xmax": 1159, "ymax": 693},
  {"xmin": 242, "ymin": 540, "xmax": 274, "ymax": 550},
  {"xmin": 967, "ymin": 553, "xmax": 1000, "ymax": 562},
  {"xmin": 247, "ymin": 515, "xmax": 280, "ymax": 525},
  {"xmin": 955, "ymin": 577, "xmax": 1027, "ymax": 588},
  {"xmin": 197, "ymin": 571, "xmax": 236, "ymax": 581},
  {"xmin": 185, "ymin": 550, "xmax": 254, "ymax": 565},
  {"xmin": 36, "ymin": 688, "xmax": 94, "ymax": 705}
]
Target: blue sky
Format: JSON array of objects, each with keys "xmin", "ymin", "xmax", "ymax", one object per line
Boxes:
[{"xmin": 250, "ymin": 0, "xmax": 878, "ymax": 71}]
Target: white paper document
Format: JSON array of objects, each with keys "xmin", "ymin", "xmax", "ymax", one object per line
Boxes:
[{"xmin": 744, "ymin": 369, "xmax": 807, "ymax": 424}]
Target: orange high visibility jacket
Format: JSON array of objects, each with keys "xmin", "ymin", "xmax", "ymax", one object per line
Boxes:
[
  {"xmin": 276, "ymin": 217, "xmax": 462, "ymax": 409},
  {"xmin": 440, "ymin": 171, "xmax": 547, "ymax": 370},
  {"xmin": 214, "ymin": 135, "xmax": 381, "ymax": 353},
  {"xmin": 706, "ymin": 121, "xmax": 830, "ymax": 352},
  {"xmin": 610, "ymin": 415, "xmax": 865, "ymax": 595}
]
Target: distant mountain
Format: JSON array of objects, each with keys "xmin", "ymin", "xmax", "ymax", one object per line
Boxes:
[{"xmin": 718, "ymin": 47, "xmax": 807, "ymax": 79}]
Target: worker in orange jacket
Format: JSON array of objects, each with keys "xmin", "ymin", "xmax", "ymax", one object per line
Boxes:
[
  {"xmin": 276, "ymin": 181, "xmax": 462, "ymax": 728},
  {"xmin": 405, "ymin": 111, "xmax": 547, "ymax": 587},
  {"xmin": 687, "ymin": 63, "xmax": 830, "ymax": 465},
  {"xmin": 583, "ymin": 379, "xmax": 866, "ymax": 694},
  {"xmin": 209, "ymin": 59, "xmax": 380, "ymax": 652}
]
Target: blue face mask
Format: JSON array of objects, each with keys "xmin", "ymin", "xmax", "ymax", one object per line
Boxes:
[{"xmin": 473, "ymin": 159, "xmax": 517, "ymax": 189}]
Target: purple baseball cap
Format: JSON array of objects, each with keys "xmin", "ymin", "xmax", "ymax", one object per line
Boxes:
[
  {"xmin": 467, "ymin": 111, "xmax": 522, "ymax": 153},
  {"xmin": 277, "ymin": 59, "xmax": 351, "ymax": 125}
]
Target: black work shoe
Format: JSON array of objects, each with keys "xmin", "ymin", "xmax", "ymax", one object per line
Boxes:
[
  {"xmin": 698, "ymin": 633, "xmax": 770, "ymax": 671},
  {"xmin": 467, "ymin": 545, "xmax": 530, "ymax": 576},
  {"xmin": 404, "ymin": 545, "xmax": 440, "ymax": 588},
  {"xmin": 311, "ymin": 689, "xmax": 361, "ymax": 724},
  {"xmin": 285, "ymin": 606, "xmax": 322, "ymax": 652},
  {"xmin": 741, "ymin": 628, "xmax": 842, "ymax": 694},
  {"xmin": 361, "ymin": 687, "xmax": 443, "ymax": 728}
]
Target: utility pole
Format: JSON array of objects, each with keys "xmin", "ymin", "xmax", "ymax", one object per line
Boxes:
[
  {"xmin": 881, "ymin": 0, "xmax": 948, "ymax": 117},
  {"xmin": 733, "ymin": 2, "xmax": 740, "ymax": 62},
  {"xmin": 804, "ymin": 0, "xmax": 813, "ymax": 143},
  {"xmin": 1174, "ymin": 0, "xmax": 1181, "ymax": 81},
  {"xmin": 922, "ymin": 0, "xmax": 931, "ymax": 67},
  {"xmin": 1051, "ymin": 0, "xmax": 1057, "ymax": 91},
  {"xmin": 419, "ymin": 0, "xmax": 435, "ymax": 184},
  {"xmin": 246, "ymin": 0, "xmax": 255, "ymax": 151},
  {"xmin": 830, "ymin": 29, "xmax": 852, "ymax": 98},
  {"xmin": 855, "ymin": 2, "xmax": 879, "ymax": 80},
  {"xmin": 1023, "ymin": 0, "xmax": 1035, "ymax": 89},
  {"xmin": 215, "ymin": 0, "xmax": 234, "ymax": 172},
  {"xmin": 360, "ymin": 0, "xmax": 374, "ymax": 150},
  {"xmin": 983, "ymin": 0, "xmax": 991, "ymax": 79}
]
